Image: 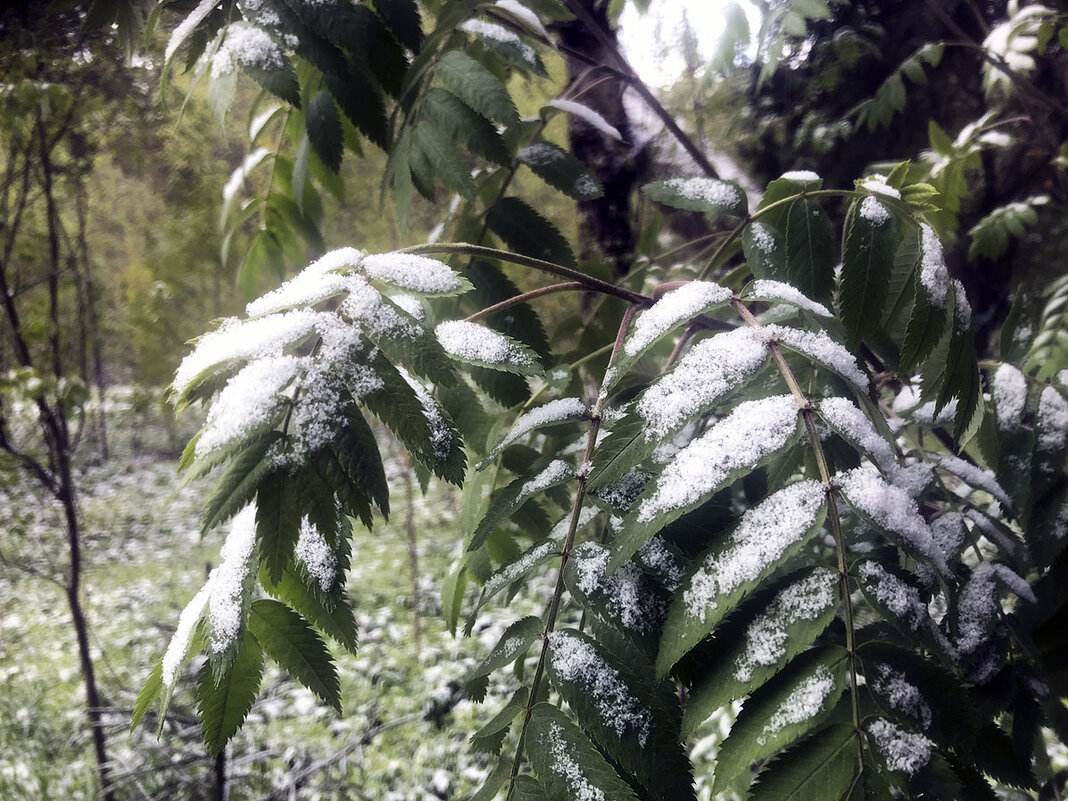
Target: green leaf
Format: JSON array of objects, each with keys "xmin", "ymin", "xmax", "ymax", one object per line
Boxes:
[
  {"xmin": 712, "ymin": 646, "xmax": 848, "ymax": 794},
  {"xmin": 469, "ymin": 757, "xmax": 513, "ymax": 800},
  {"xmin": 518, "ymin": 141, "xmax": 603, "ymax": 200},
  {"xmin": 197, "ymin": 628, "xmax": 265, "ymax": 756},
  {"xmin": 657, "ymin": 480, "xmax": 827, "ymax": 677},
  {"xmin": 469, "ymin": 459, "xmax": 575, "ymax": 551},
  {"xmin": 899, "ymin": 273, "xmax": 947, "ymax": 372},
  {"xmin": 609, "ymin": 397, "xmax": 805, "ymax": 578},
  {"xmin": 337, "ymin": 404, "xmax": 391, "ymax": 517},
  {"xmin": 423, "ymin": 87, "xmax": 511, "ymax": 165},
  {"xmin": 413, "ymin": 120, "xmax": 476, "ymax": 200},
  {"xmin": 260, "ymin": 566, "xmax": 359, "ymax": 654},
  {"xmin": 752, "ymin": 723, "xmax": 857, "ymax": 801},
  {"xmin": 605, "ymin": 281, "xmax": 734, "ymax": 392},
  {"xmin": 485, "ymin": 196, "xmax": 576, "ymax": 267},
  {"xmin": 256, "ymin": 469, "xmax": 301, "ymax": 584},
  {"xmin": 471, "ymin": 687, "xmax": 529, "ymax": 753},
  {"xmin": 322, "ymin": 64, "xmax": 388, "ymax": 149},
  {"xmin": 247, "ymin": 599, "xmax": 341, "ymax": 711},
  {"xmin": 643, "ymin": 177, "xmax": 747, "ymax": 217},
  {"xmin": 467, "ymin": 615, "xmax": 542, "ymax": 683},
  {"xmin": 374, "ymin": 0, "xmax": 423, "ymax": 50},
  {"xmin": 200, "ymin": 431, "xmax": 283, "ymax": 535},
  {"xmin": 526, "ymin": 703, "xmax": 641, "ymax": 801},
  {"xmin": 305, "ymin": 89, "xmax": 343, "ymax": 173},
  {"xmin": 131, "ymin": 660, "xmax": 163, "ymax": 731},
  {"xmin": 840, "ymin": 196, "xmax": 899, "ymax": 346},
  {"xmin": 240, "ymin": 59, "xmax": 301, "ymax": 109},
  {"xmin": 434, "ymin": 50, "xmax": 519, "ymax": 128},
  {"xmin": 742, "ymin": 221, "xmax": 788, "ymax": 283},
  {"xmin": 784, "ymin": 198, "xmax": 835, "ymax": 305},
  {"xmin": 480, "ymin": 398, "xmax": 589, "ymax": 469},
  {"xmin": 512, "ymin": 775, "xmax": 551, "ymax": 801},
  {"xmin": 683, "ymin": 567, "xmax": 839, "ymax": 735}
]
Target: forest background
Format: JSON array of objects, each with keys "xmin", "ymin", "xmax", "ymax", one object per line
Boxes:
[{"xmin": 0, "ymin": 0, "xmax": 1066, "ymax": 799}]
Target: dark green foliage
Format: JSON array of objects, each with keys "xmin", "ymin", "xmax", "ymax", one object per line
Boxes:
[
  {"xmin": 197, "ymin": 629, "xmax": 265, "ymax": 756},
  {"xmin": 486, "ymin": 197, "xmax": 576, "ymax": 268},
  {"xmin": 784, "ymin": 198, "xmax": 835, "ymax": 305}
]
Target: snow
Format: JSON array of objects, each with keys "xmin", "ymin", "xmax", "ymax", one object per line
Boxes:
[
  {"xmin": 781, "ymin": 170, "xmax": 820, "ymax": 183},
  {"xmin": 636, "ymin": 327, "xmax": 768, "ymax": 437},
  {"xmin": 207, "ymin": 505, "xmax": 258, "ymax": 654},
  {"xmin": 860, "ymin": 177, "xmax": 901, "ymax": 199},
  {"xmin": 733, "ymin": 568, "xmax": 837, "ymax": 683},
  {"xmin": 194, "ymin": 355, "xmax": 300, "ymax": 456},
  {"xmin": 759, "ymin": 666, "xmax": 836, "ymax": 744},
  {"xmin": 388, "ymin": 293, "xmax": 425, "ymax": 321},
  {"xmin": 161, "ymin": 584, "xmax": 211, "ymax": 688},
  {"xmin": 435, "ymin": 320, "xmax": 538, "ymax": 370},
  {"xmin": 935, "ymin": 454, "xmax": 1012, "ymax": 509},
  {"xmin": 548, "ymin": 99, "xmax": 622, "ymax": 141},
  {"xmin": 837, "ymin": 466, "xmax": 944, "ymax": 571},
  {"xmin": 867, "ymin": 718, "xmax": 931, "ymax": 776},
  {"xmin": 174, "ymin": 310, "xmax": 321, "ymax": 396},
  {"xmin": 520, "ymin": 459, "xmax": 574, "ymax": 498},
  {"xmin": 493, "ymin": 398, "xmax": 587, "ymax": 454},
  {"xmin": 931, "ymin": 512, "xmax": 967, "ymax": 563},
  {"xmin": 246, "ymin": 249, "xmax": 363, "ymax": 316},
  {"xmin": 296, "ymin": 517, "xmax": 337, "ymax": 592},
  {"xmin": 919, "ymin": 224, "xmax": 949, "ymax": 307},
  {"xmin": 460, "ymin": 20, "xmax": 538, "ymax": 67},
  {"xmin": 361, "ymin": 253, "xmax": 468, "ymax": 296},
  {"xmin": 661, "ymin": 177, "xmax": 742, "ymax": 210},
  {"xmin": 892, "ymin": 384, "xmax": 957, "ymax": 426},
  {"xmin": 749, "ymin": 223, "xmax": 776, "ymax": 254},
  {"xmin": 953, "ymin": 279, "xmax": 972, "ymax": 330},
  {"xmin": 571, "ymin": 542, "xmax": 663, "ymax": 635},
  {"xmin": 214, "ymin": 23, "xmax": 286, "ymax": 75},
  {"xmin": 637, "ymin": 395, "xmax": 803, "ymax": 523},
  {"xmin": 397, "ymin": 367, "xmax": 453, "ymax": 463},
  {"xmin": 683, "ymin": 481, "xmax": 826, "ymax": 621},
  {"xmin": 166, "ymin": 0, "xmax": 220, "ymax": 63},
  {"xmin": 871, "ymin": 665, "xmax": 932, "ymax": 730},
  {"xmin": 956, "ymin": 563, "xmax": 1035, "ymax": 675},
  {"xmin": 483, "ymin": 541, "xmax": 558, "ymax": 598},
  {"xmin": 819, "ymin": 397, "xmax": 898, "ymax": 475},
  {"xmin": 593, "ymin": 467, "xmax": 650, "ymax": 511},
  {"xmin": 518, "ymin": 143, "xmax": 561, "ymax": 167},
  {"xmin": 495, "ymin": 0, "xmax": 550, "ymax": 39},
  {"xmin": 859, "ymin": 195, "xmax": 891, "ymax": 226},
  {"xmin": 623, "ymin": 282, "xmax": 733, "ymax": 357},
  {"xmin": 548, "ymin": 631, "xmax": 652, "ymax": 745},
  {"xmin": 749, "ymin": 280, "xmax": 831, "ymax": 317},
  {"xmin": 993, "ymin": 363, "xmax": 1027, "ymax": 431},
  {"xmin": 763, "ymin": 324, "xmax": 868, "ymax": 388},
  {"xmin": 637, "ymin": 537, "xmax": 683, "ymax": 590},
  {"xmin": 342, "ymin": 275, "xmax": 421, "ymax": 341},
  {"xmin": 546, "ymin": 722, "xmax": 605, "ymax": 801},
  {"xmin": 1038, "ymin": 386, "xmax": 1068, "ymax": 454}
]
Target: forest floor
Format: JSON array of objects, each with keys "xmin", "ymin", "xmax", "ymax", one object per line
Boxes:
[{"xmin": 0, "ymin": 390, "xmax": 546, "ymax": 800}]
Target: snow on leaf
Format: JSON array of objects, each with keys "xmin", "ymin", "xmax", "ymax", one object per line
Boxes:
[
  {"xmin": 819, "ymin": 397, "xmax": 898, "ymax": 474},
  {"xmin": 548, "ymin": 631, "xmax": 653, "ymax": 746},
  {"xmin": 683, "ymin": 480, "xmax": 826, "ymax": 622},
  {"xmin": 397, "ymin": 367, "xmax": 453, "ymax": 463},
  {"xmin": 871, "ymin": 664, "xmax": 933, "ymax": 730},
  {"xmin": 295, "ymin": 517, "xmax": 337, "ymax": 593},
  {"xmin": 636, "ymin": 327, "xmax": 768, "ymax": 437},
  {"xmin": 763, "ymin": 324, "xmax": 868, "ymax": 388},
  {"xmin": 246, "ymin": 248, "xmax": 363, "ymax": 316},
  {"xmin": 570, "ymin": 541, "xmax": 664, "ymax": 635},
  {"xmin": 993, "ymin": 363, "xmax": 1027, "ymax": 431},
  {"xmin": 207, "ymin": 505, "xmax": 258, "ymax": 654},
  {"xmin": 434, "ymin": 320, "xmax": 540, "ymax": 373},
  {"xmin": 867, "ymin": 718, "xmax": 932, "ymax": 776},
  {"xmin": 545, "ymin": 721, "xmax": 607, "ymax": 801},
  {"xmin": 637, "ymin": 395, "xmax": 802, "ymax": 523},
  {"xmin": 342, "ymin": 275, "xmax": 421, "ymax": 341},
  {"xmin": 213, "ymin": 22, "xmax": 286, "ymax": 75},
  {"xmin": 837, "ymin": 465, "xmax": 944, "ymax": 571},
  {"xmin": 547, "ymin": 98, "xmax": 622, "ymax": 141},
  {"xmin": 485, "ymin": 398, "xmax": 588, "ymax": 461},
  {"xmin": 953, "ymin": 279, "xmax": 972, "ymax": 330},
  {"xmin": 1038, "ymin": 385, "xmax": 1068, "ymax": 453},
  {"xmin": 919, "ymin": 224, "xmax": 949, "ymax": 307},
  {"xmin": 856, "ymin": 561, "xmax": 937, "ymax": 635},
  {"xmin": 733, "ymin": 567, "xmax": 838, "ymax": 683},
  {"xmin": 194, "ymin": 355, "xmax": 300, "ymax": 457},
  {"xmin": 494, "ymin": 0, "xmax": 550, "ymax": 39},
  {"xmin": 656, "ymin": 177, "xmax": 743, "ymax": 212},
  {"xmin": 759, "ymin": 665, "xmax": 837, "ymax": 745},
  {"xmin": 859, "ymin": 195, "xmax": 891, "ymax": 226},
  {"xmin": 747, "ymin": 279, "xmax": 832, "ymax": 317},
  {"xmin": 955, "ymin": 562, "xmax": 1035, "ymax": 681},
  {"xmin": 360, "ymin": 252, "xmax": 470, "ymax": 296},
  {"xmin": 624, "ymin": 282, "xmax": 733, "ymax": 358},
  {"xmin": 781, "ymin": 170, "xmax": 821, "ymax": 183},
  {"xmin": 637, "ymin": 537, "xmax": 684, "ymax": 591},
  {"xmin": 162, "ymin": 584, "xmax": 211, "ymax": 689},
  {"xmin": 935, "ymin": 454, "xmax": 1012, "ymax": 509}
]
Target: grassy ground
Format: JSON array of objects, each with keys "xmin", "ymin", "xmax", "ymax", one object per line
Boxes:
[{"xmin": 0, "ymin": 392, "xmax": 544, "ymax": 800}]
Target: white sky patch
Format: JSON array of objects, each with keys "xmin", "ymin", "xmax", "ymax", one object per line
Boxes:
[
  {"xmin": 919, "ymin": 224, "xmax": 949, "ymax": 307},
  {"xmin": 360, "ymin": 253, "xmax": 466, "ymax": 295},
  {"xmin": 174, "ymin": 309, "xmax": 321, "ymax": 395},
  {"xmin": 548, "ymin": 631, "xmax": 653, "ymax": 746},
  {"xmin": 763, "ymin": 324, "xmax": 868, "ymax": 388},
  {"xmin": 749, "ymin": 280, "xmax": 831, "ymax": 317},
  {"xmin": 625, "ymin": 281, "xmax": 733, "ymax": 357},
  {"xmin": 161, "ymin": 584, "xmax": 211, "ymax": 688},
  {"xmin": 759, "ymin": 667, "xmax": 836, "ymax": 745},
  {"xmin": 195, "ymin": 355, "xmax": 300, "ymax": 456},
  {"xmin": 435, "ymin": 320, "xmax": 539, "ymax": 370},
  {"xmin": 547, "ymin": 99, "xmax": 622, "ymax": 141},
  {"xmin": 837, "ymin": 466, "xmax": 944, "ymax": 572},
  {"xmin": 733, "ymin": 568, "xmax": 837, "ymax": 683},
  {"xmin": 207, "ymin": 505, "xmax": 258, "ymax": 654},
  {"xmin": 684, "ymin": 480, "xmax": 825, "ymax": 621},
  {"xmin": 867, "ymin": 718, "xmax": 932, "ymax": 776},
  {"xmin": 637, "ymin": 326, "xmax": 767, "ymax": 437},
  {"xmin": 295, "ymin": 517, "xmax": 337, "ymax": 593},
  {"xmin": 993, "ymin": 363, "xmax": 1027, "ymax": 431},
  {"xmin": 637, "ymin": 395, "xmax": 801, "ymax": 523}
]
